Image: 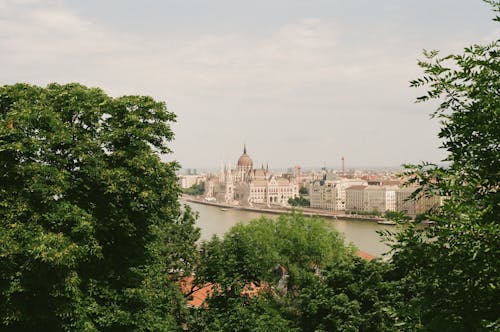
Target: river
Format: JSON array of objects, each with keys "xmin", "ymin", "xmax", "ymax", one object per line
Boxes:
[{"xmin": 184, "ymin": 201, "xmax": 394, "ymax": 257}]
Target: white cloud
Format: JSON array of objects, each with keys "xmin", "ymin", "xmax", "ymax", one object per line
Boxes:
[
  {"xmin": 1, "ymin": 0, "xmax": 468, "ymax": 167},
  {"xmin": 0, "ymin": 0, "xmax": 134, "ymax": 74},
  {"xmin": 0, "ymin": 1, "xmax": 408, "ymax": 96}
]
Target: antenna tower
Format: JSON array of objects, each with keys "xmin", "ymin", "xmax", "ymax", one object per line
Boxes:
[{"xmin": 341, "ymin": 156, "xmax": 345, "ymax": 177}]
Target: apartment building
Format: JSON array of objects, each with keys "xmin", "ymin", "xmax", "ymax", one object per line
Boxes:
[
  {"xmin": 396, "ymin": 187, "xmax": 443, "ymax": 216},
  {"xmin": 346, "ymin": 185, "xmax": 397, "ymax": 213},
  {"xmin": 310, "ymin": 179, "xmax": 367, "ymax": 211}
]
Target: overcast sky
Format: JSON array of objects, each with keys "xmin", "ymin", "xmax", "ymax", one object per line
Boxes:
[{"xmin": 1, "ymin": 0, "xmax": 498, "ymax": 169}]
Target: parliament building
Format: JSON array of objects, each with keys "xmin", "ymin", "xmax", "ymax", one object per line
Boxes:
[{"xmin": 204, "ymin": 146, "xmax": 299, "ymax": 207}]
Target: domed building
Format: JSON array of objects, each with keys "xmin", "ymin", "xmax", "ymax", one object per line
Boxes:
[
  {"xmin": 236, "ymin": 145, "xmax": 253, "ymax": 182},
  {"xmin": 205, "ymin": 145, "xmax": 299, "ymax": 207}
]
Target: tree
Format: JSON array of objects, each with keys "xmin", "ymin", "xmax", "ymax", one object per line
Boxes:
[
  {"xmin": 189, "ymin": 213, "xmax": 357, "ymax": 331},
  {"xmin": 293, "ymin": 258, "xmax": 399, "ymax": 332},
  {"xmin": 0, "ymin": 83, "xmax": 199, "ymax": 331},
  {"xmin": 299, "ymin": 186, "xmax": 308, "ymax": 195},
  {"xmin": 190, "ymin": 213, "xmax": 405, "ymax": 331},
  {"xmin": 196, "ymin": 213, "xmax": 353, "ymax": 290},
  {"xmin": 388, "ymin": 5, "xmax": 500, "ymax": 330},
  {"xmin": 383, "ymin": 211, "xmax": 411, "ymax": 223},
  {"xmin": 288, "ymin": 196, "xmax": 310, "ymax": 207},
  {"xmin": 183, "ymin": 183, "xmax": 205, "ymax": 196},
  {"xmin": 189, "ymin": 292, "xmax": 297, "ymax": 332}
]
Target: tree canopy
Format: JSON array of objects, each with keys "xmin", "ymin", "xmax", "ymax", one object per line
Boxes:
[
  {"xmin": 0, "ymin": 83, "xmax": 199, "ymax": 331},
  {"xmin": 287, "ymin": 196, "xmax": 310, "ymax": 207},
  {"xmin": 389, "ymin": 6, "xmax": 500, "ymax": 329},
  {"xmin": 196, "ymin": 213, "xmax": 352, "ymax": 290},
  {"xmin": 183, "ymin": 183, "xmax": 205, "ymax": 196},
  {"xmin": 188, "ymin": 214, "xmax": 403, "ymax": 331},
  {"xmin": 0, "ymin": 3, "xmax": 498, "ymax": 331}
]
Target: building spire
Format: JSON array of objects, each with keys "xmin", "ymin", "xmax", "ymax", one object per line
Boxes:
[{"xmin": 243, "ymin": 144, "xmax": 247, "ymax": 154}]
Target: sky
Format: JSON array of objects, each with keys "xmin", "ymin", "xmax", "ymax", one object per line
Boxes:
[{"xmin": 1, "ymin": 0, "xmax": 498, "ymax": 169}]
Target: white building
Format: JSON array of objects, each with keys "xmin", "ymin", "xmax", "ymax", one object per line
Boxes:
[
  {"xmin": 178, "ymin": 174, "xmax": 204, "ymax": 189},
  {"xmin": 205, "ymin": 146, "xmax": 299, "ymax": 207},
  {"xmin": 310, "ymin": 181, "xmax": 337, "ymax": 210},
  {"xmin": 346, "ymin": 185, "xmax": 397, "ymax": 213},
  {"xmin": 396, "ymin": 187, "xmax": 443, "ymax": 216},
  {"xmin": 363, "ymin": 185, "xmax": 397, "ymax": 212},
  {"xmin": 345, "ymin": 185, "xmax": 367, "ymax": 212},
  {"xmin": 310, "ymin": 178, "xmax": 367, "ymax": 211}
]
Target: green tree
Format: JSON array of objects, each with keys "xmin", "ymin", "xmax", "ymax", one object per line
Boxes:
[
  {"xmin": 388, "ymin": 5, "xmax": 500, "ymax": 330},
  {"xmin": 189, "ymin": 293, "xmax": 297, "ymax": 332},
  {"xmin": 287, "ymin": 196, "xmax": 310, "ymax": 207},
  {"xmin": 299, "ymin": 186, "xmax": 308, "ymax": 195},
  {"xmin": 190, "ymin": 213, "xmax": 356, "ymax": 331},
  {"xmin": 190, "ymin": 213, "xmax": 404, "ymax": 331},
  {"xmin": 383, "ymin": 211, "xmax": 411, "ymax": 223},
  {"xmin": 196, "ymin": 213, "xmax": 352, "ymax": 290},
  {"xmin": 182, "ymin": 183, "xmax": 205, "ymax": 196},
  {"xmin": 293, "ymin": 258, "xmax": 399, "ymax": 332},
  {"xmin": 0, "ymin": 83, "xmax": 199, "ymax": 331}
]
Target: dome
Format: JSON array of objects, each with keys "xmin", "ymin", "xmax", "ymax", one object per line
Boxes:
[
  {"xmin": 237, "ymin": 145, "xmax": 253, "ymax": 168},
  {"xmin": 237, "ymin": 154, "xmax": 253, "ymax": 167}
]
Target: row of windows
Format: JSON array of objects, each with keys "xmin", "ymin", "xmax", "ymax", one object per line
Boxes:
[{"xmin": 250, "ymin": 187, "xmax": 296, "ymax": 193}]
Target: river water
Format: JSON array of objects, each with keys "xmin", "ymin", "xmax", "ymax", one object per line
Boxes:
[{"xmin": 184, "ymin": 201, "xmax": 394, "ymax": 257}]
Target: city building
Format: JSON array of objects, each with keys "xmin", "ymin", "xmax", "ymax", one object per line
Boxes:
[
  {"xmin": 345, "ymin": 185, "xmax": 397, "ymax": 213},
  {"xmin": 310, "ymin": 178, "xmax": 367, "ymax": 211},
  {"xmin": 396, "ymin": 187, "xmax": 443, "ymax": 216},
  {"xmin": 345, "ymin": 185, "xmax": 367, "ymax": 212},
  {"xmin": 178, "ymin": 174, "xmax": 204, "ymax": 189},
  {"xmin": 204, "ymin": 146, "xmax": 299, "ymax": 207}
]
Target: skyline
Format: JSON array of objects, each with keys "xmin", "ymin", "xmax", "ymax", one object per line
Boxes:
[
  {"xmin": 1, "ymin": 0, "xmax": 498, "ymax": 168},
  {"xmin": 180, "ymin": 144, "xmax": 428, "ymax": 172}
]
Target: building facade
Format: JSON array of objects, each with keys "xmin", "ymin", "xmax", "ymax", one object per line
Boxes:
[
  {"xmin": 396, "ymin": 187, "xmax": 443, "ymax": 216},
  {"xmin": 204, "ymin": 146, "xmax": 299, "ymax": 207},
  {"xmin": 310, "ymin": 178, "xmax": 367, "ymax": 211},
  {"xmin": 345, "ymin": 185, "xmax": 397, "ymax": 213},
  {"xmin": 178, "ymin": 174, "xmax": 204, "ymax": 189},
  {"xmin": 345, "ymin": 185, "xmax": 367, "ymax": 212}
]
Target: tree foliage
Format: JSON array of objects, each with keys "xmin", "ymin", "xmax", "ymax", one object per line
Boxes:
[
  {"xmin": 293, "ymin": 258, "xmax": 400, "ymax": 332},
  {"xmin": 0, "ymin": 83, "xmax": 199, "ymax": 331},
  {"xmin": 196, "ymin": 213, "xmax": 352, "ymax": 290},
  {"xmin": 182, "ymin": 183, "xmax": 205, "ymax": 196},
  {"xmin": 390, "ymin": 7, "xmax": 500, "ymax": 330},
  {"xmin": 188, "ymin": 213, "xmax": 404, "ymax": 331},
  {"xmin": 189, "ymin": 292, "xmax": 296, "ymax": 332},
  {"xmin": 299, "ymin": 186, "xmax": 308, "ymax": 195},
  {"xmin": 383, "ymin": 211, "xmax": 411, "ymax": 222},
  {"xmin": 347, "ymin": 210, "xmax": 382, "ymax": 217},
  {"xmin": 287, "ymin": 196, "xmax": 310, "ymax": 207}
]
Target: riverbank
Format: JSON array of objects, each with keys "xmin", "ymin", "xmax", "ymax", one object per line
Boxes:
[
  {"xmin": 180, "ymin": 195, "xmax": 385, "ymax": 223},
  {"xmin": 184, "ymin": 198, "xmax": 394, "ymax": 257}
]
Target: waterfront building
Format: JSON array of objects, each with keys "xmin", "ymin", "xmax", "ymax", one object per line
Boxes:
[
  {"xmin": 310, "ymin": 181, "xmax": 337, "ymax": 210},
  {"xmin": 178, "ymin": 174, "xmax": 205, "ymax": 189},
  {"xmin": 204, "ymin": 146, "xmax": 299, "ymax": 207},
  {"xmin": 396, "ymin": 187, "xmax": 443, "ymax": 216},
  {"xmin": 345, "ymin": 185, "xmax": 367, "ymax": 212},
  {"xmin": 363, "ymin": 185, "xmax": 397, "ymax": 212},
  {"xmin": 345, "ymin": 185, "xmax": 397, "ymax": 213},
  {"xmin": 345, "ymin": 184, "xmax": 442, "ymax": 216},
  {"xmin": 310, "ymin": 178, "xmax": 367, "ymax": 211}
]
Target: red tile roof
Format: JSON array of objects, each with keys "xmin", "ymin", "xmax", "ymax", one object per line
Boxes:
[
  {"xmin": 356, "ymin": 250, "xmax": 376, "ymax": 261},
  {"xmin": 179, "ymin": 277, "xmax": 213, "ymax": 307},
  {"xmin": 179, "ymin": 250, "xmax": 376, "ymax": 307}
]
